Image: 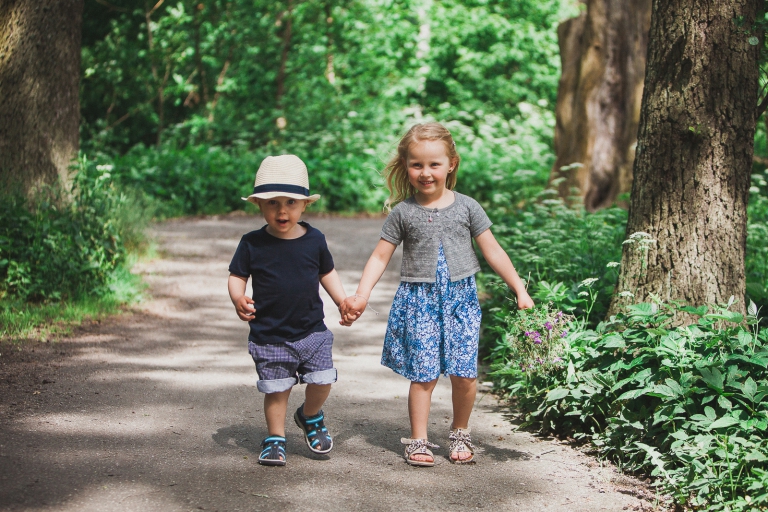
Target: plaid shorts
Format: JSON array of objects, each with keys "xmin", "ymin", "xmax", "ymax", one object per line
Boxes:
[{"xmin": 248, "ymin": 329, "xmax": 336, "ymax": 393}]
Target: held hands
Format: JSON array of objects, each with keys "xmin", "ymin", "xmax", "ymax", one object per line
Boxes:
[
  {"xmin": 233, "ymin": 295, "xmax": 256, "ymax": 321},
  {"xmin": 338, "ymin": 295, "xmax": 367, "ymax": 326}
]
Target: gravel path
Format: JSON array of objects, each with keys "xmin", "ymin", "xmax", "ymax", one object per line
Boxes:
[{"xmin": 0, "ymin": 215, "xmax": 656, "ymax": 511}]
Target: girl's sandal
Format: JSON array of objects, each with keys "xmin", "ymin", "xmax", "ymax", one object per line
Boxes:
[
  {"xmin": 448, "ymin": 428, "xmax": 476, "ymax": 464},
  {"xmin": 401, "ymin": 438, "xmax": 439, "ymax": 467}
]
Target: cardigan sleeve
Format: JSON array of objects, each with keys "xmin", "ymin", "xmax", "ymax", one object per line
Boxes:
[
  {"xmin": 380, "ymin": 205, "xmax": 405, "ymax": 245},
  {"xmin": 466, "ymin": 196, "xmax": 493, "ymax": 238}
]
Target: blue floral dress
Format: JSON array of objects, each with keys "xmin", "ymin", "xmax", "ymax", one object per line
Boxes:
[{"xmin": 381, "ymin": 245, "xmax": 482, "ymax": 382}]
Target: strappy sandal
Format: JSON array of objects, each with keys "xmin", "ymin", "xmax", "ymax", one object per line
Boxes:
[
  {"xmin": 448, "ymin": 427, "xmax": 476, "ymax": 464},
  {"xmin": 294, "ymin": 404, "xmax": 333, "ymax": 454},
  {"xmin": 259, "ymin": 436, "xmax": 286, "ymax": 466},
  {"xmin": 401, "ymin": 438, "xmax": 439, "ymax": 467}
]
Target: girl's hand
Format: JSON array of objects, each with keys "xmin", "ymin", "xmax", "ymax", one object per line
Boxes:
[
  {"xmin": 516, "ymin": 291, "xmax": 534, "ymax": 310},
  {"xmin": 339, "ymin": 295, "xmax": 366, "ymax": 324},
  {"xmin": 234, "ymin": 295, "xmax": 256, "ymax": 321}
]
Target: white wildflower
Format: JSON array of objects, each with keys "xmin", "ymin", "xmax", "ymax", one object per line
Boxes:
[{"xmin": 579, "ymin": 277, "xmax": 599, "ymax": 288}]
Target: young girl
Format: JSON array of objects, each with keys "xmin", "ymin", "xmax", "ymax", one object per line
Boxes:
[{"xmin": 341, "ymin": 122, "xmax": 534, "ymax": 466}]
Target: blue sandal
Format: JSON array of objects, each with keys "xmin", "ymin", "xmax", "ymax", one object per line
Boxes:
[
  {"xmin": 259, "ymin": 436, "xmax": 286, "ymax": 466},
  {"xmin": 294, "ymin": 405, "xmax": 333, "ymax": 454}
]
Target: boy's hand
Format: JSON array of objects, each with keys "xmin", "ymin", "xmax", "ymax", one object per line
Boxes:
[
  {"xmin": 234, "ymin": 295, "xmax": 256, "ymax": 321},
  {"xmin": 516, "ymin": 290, "xmax": 535, "ymax": 310},
  {"xmin": 339, "ymin": 295, "xmax": 366, "ymax": 324}
]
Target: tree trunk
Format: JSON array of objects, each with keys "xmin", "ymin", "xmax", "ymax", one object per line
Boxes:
[
  {"xmin": 609, "ymin": 0, "xmax": 761, "ymax": 318},
  {"xmin": 550, "ymin": 0, "xmax": 651, "ymax": 211},
  {"xmin": 0, "ymin": 0, "xmax": 84, "ymax": 193}
]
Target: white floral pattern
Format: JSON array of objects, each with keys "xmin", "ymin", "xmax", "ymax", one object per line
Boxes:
[{"xmin": 382, "ymin": 245, "xmax": 481, "ymax": 382}]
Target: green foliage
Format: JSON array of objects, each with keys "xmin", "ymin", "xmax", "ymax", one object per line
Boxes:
[
  {"xmin": 489, "ymin": 298, "xmax": 768, "ymax": 510},
  {"xmin": 79, "ymin": 0, "xmax": 572, "ymax": 213},
  {"xmin": 0, "ymin": 157, "xmax": 148, "ymax": 303},
  {"xmin": 747, "ymin": 169, "xmax": 768, "ymax": 312},
  {"xmin": 480, "ymin": 195, "xmax": 627, "ymax": 329}
]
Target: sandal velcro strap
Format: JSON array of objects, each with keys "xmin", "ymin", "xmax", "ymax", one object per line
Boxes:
[
  {"xmin": 401, "ymin": 438, "xmax": 439, "ymax": 467},
  {"xmin": 448, "ymin": 428, "xmax": 476, "ymax": 464},
  {"xmin": 259, "ymin": 436, "xmax": 286, "ymax": 466},
  {"xmin": 294, "ymin": 405, "xmax": 333, "ymax": 454}
]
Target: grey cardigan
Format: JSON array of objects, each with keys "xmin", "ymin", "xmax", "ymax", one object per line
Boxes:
[{"xmin": 380, "ymin": 192, "xmax": 492, "ymax": 283}]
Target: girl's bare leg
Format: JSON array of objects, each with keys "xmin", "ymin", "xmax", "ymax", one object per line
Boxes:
[
  {"xmin": 408, "ymin": 379, "xmax": 438, "ymax": 462},
  {"xmin": 449, "ymin": 375, "xmax": 477, "ymax": 461}
]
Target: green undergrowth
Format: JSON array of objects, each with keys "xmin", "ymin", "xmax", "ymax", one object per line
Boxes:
[
  {"xmin": 0, "ymin": 157, "xmax": 151, "ymax": 343},
  {"xmin": 488, "ymin": 299, "xmax": 768, "ymax": 511}
]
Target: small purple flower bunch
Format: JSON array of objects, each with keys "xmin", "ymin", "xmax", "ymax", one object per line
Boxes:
[
  {"xmin": 505, "ymin": 303, "xmax": 574, "ymax": 375},
  {"xmin": 524, "ymin": 331, "xmax": 543, "ymax": 344}
]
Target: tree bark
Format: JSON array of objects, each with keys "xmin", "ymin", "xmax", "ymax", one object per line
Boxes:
[
  {"xmin": 609, "ymin": 0, "xmax": 761, "ymax": 318},
  {"xmin": 0, "ymin": 0, "xmax": 84, "ymax": 193},
  {"xmin": 550, "ymin": 0, "xmax": 651, "ymax": 211}
]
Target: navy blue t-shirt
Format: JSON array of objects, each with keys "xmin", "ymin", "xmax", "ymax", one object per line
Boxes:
[{"xmin": 228, "ymin": 222, "xmax": 334, "ymax": 344}]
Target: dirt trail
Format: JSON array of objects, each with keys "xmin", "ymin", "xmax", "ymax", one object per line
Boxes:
[{"xmin": 0, "ymin": 215, "xmax": 656, "ymax": 511}]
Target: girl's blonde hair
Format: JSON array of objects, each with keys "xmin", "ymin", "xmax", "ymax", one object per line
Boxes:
[{"xmin": 383, "ymin": 122, "xmax": 460, "ymax": 210}]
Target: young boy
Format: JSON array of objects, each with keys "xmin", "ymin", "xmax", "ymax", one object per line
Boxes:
[{"xmin": 228, "ymin": 154, "xmax": 349, "ymax": 466}]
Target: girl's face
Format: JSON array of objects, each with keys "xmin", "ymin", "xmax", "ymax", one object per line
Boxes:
[
  {"xmin": 405, "ymin": 140, "xmax": 455, "ymax": 203},
  {"xmin": 257, "ymin": 197, "xmax": 308, "ymax": 239}
]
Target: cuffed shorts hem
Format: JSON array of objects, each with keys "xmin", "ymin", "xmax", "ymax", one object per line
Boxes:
[
  {"xmin": 300, "ymin": 368, "xmax": 337, "ymax": 385},
  {"xmin": 257, "ymin": 376, "xmax": 298, "ymax": 394}
]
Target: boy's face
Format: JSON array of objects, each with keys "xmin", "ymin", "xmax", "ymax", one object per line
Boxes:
[{"xmin": 257, "ymin": 197, "xmax": 308, "ymax": 239}]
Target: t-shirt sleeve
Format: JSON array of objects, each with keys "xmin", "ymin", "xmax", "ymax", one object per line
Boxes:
[
  {"xmin": 467, "ymin": 197, "xmax": 493, "ymax": 238},
  {"xmin": 379, "ymin": 206, "xmax": 404, "ymax": 245},
  {"xmin": 318, "ymin": 234, "xmax": 335, "ymax": 275},
  {"xmin": 228, "ymin": 236, "xmax": 251, "ymax": 278}
]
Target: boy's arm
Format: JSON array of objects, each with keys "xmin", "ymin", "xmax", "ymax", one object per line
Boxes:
[
  {"xmin": 228, "ymin": 273, "xmax": 256, "ymax": 321},
  {"xmin": 474, "ymin": 229, "xmax": 534, "ymax": 309},
  {"xmin": 320, "ymin": 269, "xmax": 356, "ymax": 326}
]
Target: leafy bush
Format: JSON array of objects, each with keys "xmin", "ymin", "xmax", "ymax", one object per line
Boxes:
[
  {"xmin": 479, "ymin": 195, "xmax": 627, "ymax": 332},
  {"xmin": 0, "ymin": 157, "xmax": 146, "ymax": 303},
  {"xmin": 747, "ymin": 169, "xmax": 768, "ymax": 312},
  {"xmin": 490, "ymin": 299, "xmax": 768, "ymax": 510}
]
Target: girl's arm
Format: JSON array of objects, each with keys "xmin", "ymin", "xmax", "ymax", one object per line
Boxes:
[
  {"xmin": 319, "ymin": 269, "xmax": 352, "ymax": 326},
  {"xmin": 228, "ymin": 273, "xmax": 256, "ymax": 320},
  {"xmin": 474, "ymin": 229, "xmax": 534, "ymax": 309},
  {"xmin": 341, "ymin": 239, "xmax": 397, "ymax": 319}
]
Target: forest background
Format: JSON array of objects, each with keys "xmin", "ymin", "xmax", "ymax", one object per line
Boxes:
[{"xmin": 3, "ymin": 0, "xmax": 768, "ymax": 509}]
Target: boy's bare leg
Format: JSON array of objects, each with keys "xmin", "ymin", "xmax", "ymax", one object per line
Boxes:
[
  {"xmin": 408, "ymin": 379, "xmax": 438, "ymax": 462},
  {"xmin": 449, "ymin": 375, "xmax": 477, "ymax": 461},
  {"xmin": 303, "ymin": 383, "xmax": 331, "ymax": 416},
  {"xmin": 264, "ymin": 389, "xmax": 291, "ymax": 437}
]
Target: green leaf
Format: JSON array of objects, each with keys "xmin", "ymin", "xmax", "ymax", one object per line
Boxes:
[
  {"xmin": 746, "ymin": 450, "xmax": 768, "ymax": 461},
  {"xmin": 617, "ymin": 388, "xmax": 649, "ymax": 400},
  {"xmin": 626, "ymin": 303, "xmax": 657, "ymax": 316},
  {"xmin": 649, "ymin": 384, "xmax": 678, "ymax": 398},
  {"xmin": 700, "ymin": 367, "xmax": 724, "ymax": 392},
  {"xmin": 602, "ymin": 334, "xmax": 626, "ymax": 349},
  {"xmin": 742, "ymin": 377, "xmax": 757, "ymax": 401},
  {"xmin": 546, "ymin": 388, "xmax": 570, "ymax": 401},
  {"xmin": 708, "ymin": 416, "xmax": 740, "ymax": 430},
  {"xmin": 737, "ymin": 330, "xmax": 753, "ymax": 347},
  {"xmin": 681, "ymin": 305, "xmax": 708, "ymax": 316},
  {"xmin": 704, "ymin": 406, "xmax": 717, "ymax": 420},
  {"xmin": 718, "ymin": 395, "xmax": 733, "ymax": 410}
]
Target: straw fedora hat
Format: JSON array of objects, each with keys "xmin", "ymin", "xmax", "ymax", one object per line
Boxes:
[{"xmin": 243, "ymin": 154, "xmax": 321, "ymax": 205}]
